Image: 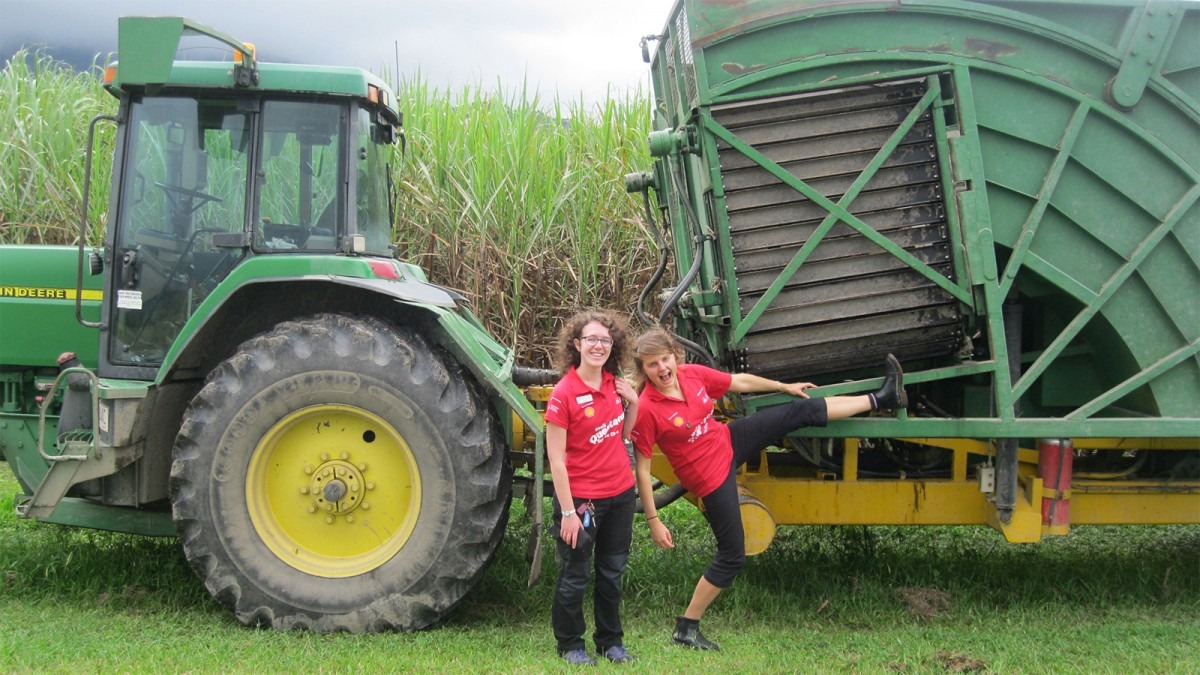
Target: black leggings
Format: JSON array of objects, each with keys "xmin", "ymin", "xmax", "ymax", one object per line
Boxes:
[{"xmin": 699, "ymin": 398, "xmax": 828, "ymax": 588}]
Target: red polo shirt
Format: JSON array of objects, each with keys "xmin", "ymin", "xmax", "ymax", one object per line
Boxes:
[
  {"xmin": 630, "ymin": 364, "xmax": 733, "ymax": 498},
  {"xmin": 544, "ymin": 367, "xmax": 635, "ymax": 499}
]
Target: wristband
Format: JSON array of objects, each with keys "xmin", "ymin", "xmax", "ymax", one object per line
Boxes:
[
  {"xmin": 562, "ymin": 510, "xmax": 577, "ymax": 519},
  {"xmin": 646, "ymin": 514, "xmax": 659, "ymax": 521}
]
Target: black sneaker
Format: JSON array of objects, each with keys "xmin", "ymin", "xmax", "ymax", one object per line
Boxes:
[
  {"xmin": 599, "ymin": 645, "xmax": 635, "ymax": 663},
  {"xmin": 562, "ymin": 649, "xmax": 597, "ymax": 666}
]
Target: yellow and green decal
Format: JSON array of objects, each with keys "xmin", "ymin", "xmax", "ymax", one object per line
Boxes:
[{"xmin": 0, "ymin": 287, "xmax": 103, "ymax": 301}]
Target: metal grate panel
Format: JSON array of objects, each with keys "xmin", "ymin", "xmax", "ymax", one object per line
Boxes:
[{"xmin": 713, "ymin": 79, "xmax": 964, "ymax": 378}]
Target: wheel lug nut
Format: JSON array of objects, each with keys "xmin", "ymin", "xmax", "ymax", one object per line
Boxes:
[
  {"xmin": 304, "ymin": 465, "xmax": 314, "ymax": 475},
  {"xmin": 361, "ymin": 502, "xmax": 370, "ymax": 510},
  {"xmin": 308, "ymin": 505, "xmax": 317, "ymax": 513},
  {"xmin": 299, "ymin": 486, "xmax": 309, "ymax": 495},
  {"xmin": 365, "ymin": 481, "xmax": 375, "ymax": 490},
  {"xmin": 325, "ymin": 516, "xmax": 334, "ymax": 524},
  {"xmin": 340, "ymin": 451, "xmax": 349, "ymax": 460},
  {"xmin": 345, "ymin": 515, "xmax": 355, "ymax": 523},
  {"xmin": 358, "ymin": 463, "xmax": 367, "ymax": 471},
  {"xmin": 320, "ymin": 452, "xmax": 330, "ymax": 461}
]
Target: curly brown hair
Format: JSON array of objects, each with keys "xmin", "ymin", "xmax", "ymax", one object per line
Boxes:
[{"xmin": 553, "ymin": 310, "xmax": 632, "ymax": 376}]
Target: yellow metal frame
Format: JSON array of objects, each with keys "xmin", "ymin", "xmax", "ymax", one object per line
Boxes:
[{"xmin": 643, "ymin": 437, "xmax": 1199, "ymax": 546}]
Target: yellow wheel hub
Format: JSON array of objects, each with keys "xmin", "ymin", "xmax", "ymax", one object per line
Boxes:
[{"xmin": 245, "ymin": 404, "xmax": 421, "ymax": 577}]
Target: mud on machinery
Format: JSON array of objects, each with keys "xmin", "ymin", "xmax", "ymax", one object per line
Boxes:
[{"xmin": 0, "ymin": 2, "xmax": 1197, "ymax": 633}]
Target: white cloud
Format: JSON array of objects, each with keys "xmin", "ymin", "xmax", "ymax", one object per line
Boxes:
[{"xmin": 1, "ymin": 0, "xmax": 675, "ymax": 105}]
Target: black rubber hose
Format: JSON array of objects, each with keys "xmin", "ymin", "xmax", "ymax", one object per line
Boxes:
[
  {"xmin": 511, "ymin": 367, "xmax": 559, "ymax": 386},
  {"xmin": 636, "ymin": 189, "xmax": 671, "ymax": 328},
  {"xmin": 635, "ymin": 482, "xmax": 688, "ymax": 513}
]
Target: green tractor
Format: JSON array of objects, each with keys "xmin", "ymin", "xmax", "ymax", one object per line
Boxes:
[{"xmin": 0, "ymin": 17, "xmax": 548, "ymax": 632}]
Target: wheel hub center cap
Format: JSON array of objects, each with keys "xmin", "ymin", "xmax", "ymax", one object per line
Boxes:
[
  {"xmin": 306, "ymin": 458, "xmax": 368, "ymax": 515},
  {"xmin": 323, "ymin": 479, "xmax": 347, "ymax": 503}
]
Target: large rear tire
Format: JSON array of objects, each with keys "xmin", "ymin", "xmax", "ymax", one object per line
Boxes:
[{"xmin": 170, "ymin": 314, "xmax": 510, "ymax": 632}]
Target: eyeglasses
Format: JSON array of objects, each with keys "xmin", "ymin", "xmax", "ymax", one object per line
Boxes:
[{"xmin": 578, "ymin": 335, "xmax": 613, "ymax": 347}]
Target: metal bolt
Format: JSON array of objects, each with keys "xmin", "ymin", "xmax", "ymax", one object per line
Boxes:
[
  {"xmin": 361, "ymin": 502, "xmax": 370, "ymax": 510},
  {"xmin": 345, "ymin": 515, "xmax": 355, "ymax": 523},
  {"xmin": 365, "ymin": 481, "xmax": 375, "ymax": 491},
  {"xmin": 341, "ymin": 451, "xmax": 349, "ymax": 460},
  {"xmin": 304, "ymin": 465, "xmax": 314, "ymax": 474},
  {"xmin": 324, "ymin": 479, "xmax": 347, "ymax": 503},
  {"xmin": 308, "ymin": 505, "xmax": 317, "ymax": 513},
  {"xmin": 299, "ymin": 486, "xmax": 310, "ymax": 495},
  {"xmin": 358, "ymin": 463, "xmax": 367, "ymax": 471},
  {"xmin": 320, "ymin": 452, "xmax": 330, "ymax": 461},
  {"xmin": 325, "ymin": 516, "xmax": 334, "ymax": 524}
]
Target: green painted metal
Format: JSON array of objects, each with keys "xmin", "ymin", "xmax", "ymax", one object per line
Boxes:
[
  {"xmin": 153, "ymin": 254, "xmax": 456, "ymax": 385},
  {"xmin": 114, "ymin": 17, "xmax": 255, "ymax": 88},
  {"xmin": 0, "ymin": 246, "xmax": 102, "ymax": 368},
  {"xmin": 641, "ymin": 0, "xmax": 1199, "ymax": 438},
  {"xmin": 108, "ymin": 17, "xmax": 400, "ymax": 124},
  {"xmin": 17, "ymin": 495, "xmax": 175, "ymax": 536}
]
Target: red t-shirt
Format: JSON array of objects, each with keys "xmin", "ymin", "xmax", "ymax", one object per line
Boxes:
[
  {"xmin": 630, "ymin": 364, "xmax": 733, "ymax": 498},
  {"xmin": 544, "ymin": 367, "xmax": 635, "ymax": 499}
]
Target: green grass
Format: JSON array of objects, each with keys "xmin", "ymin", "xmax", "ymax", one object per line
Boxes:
[{"xmin": 2, "ymin": 465, "xmax": 1198, "ymax": 673}]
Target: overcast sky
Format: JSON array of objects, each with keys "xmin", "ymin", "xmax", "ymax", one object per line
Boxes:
[{"xmin": 0, "ymin": 0, "xmax": 676, "ymax": 106}]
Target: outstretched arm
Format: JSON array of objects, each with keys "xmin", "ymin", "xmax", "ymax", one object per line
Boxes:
[{"xmin": 728, "ymin": 372, "xmax": 815, "ymax": 398}]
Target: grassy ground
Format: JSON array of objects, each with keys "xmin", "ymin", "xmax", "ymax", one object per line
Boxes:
[{"xmin": 1, "ymin": 465, "xmax": 1197, "ymax": 673}]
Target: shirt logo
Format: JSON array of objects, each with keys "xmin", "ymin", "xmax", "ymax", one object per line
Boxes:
[
  {"xmin": 588, "ymin": 414, "xmax": 625, "ymax": 445},
  {"xmin": 584, "ymin": 407, "xmax": 595, "ymax": 418},
  {"xmin": 671, "ymin": 414, "xmax": 685, "ymax": 427}
]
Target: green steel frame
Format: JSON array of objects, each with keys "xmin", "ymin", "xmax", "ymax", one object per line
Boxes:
[{"xmin": 643, "ymin": 0, "xmax": 1199, "ymax": 441}]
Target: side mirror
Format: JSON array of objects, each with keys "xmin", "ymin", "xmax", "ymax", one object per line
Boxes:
[{"xmin": 639, "ymin": 35, "xmax": 661, "ymax": 64}]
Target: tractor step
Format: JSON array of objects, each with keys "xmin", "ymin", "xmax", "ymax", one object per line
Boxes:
[{"xmin": 20, "ymin": 369, "xmax": 147, "ymax": 520}]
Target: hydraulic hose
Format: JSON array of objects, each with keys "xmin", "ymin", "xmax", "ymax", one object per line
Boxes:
[
  {"xmin": 635, "ymin": 482, "xmax": 688, "ymax": 513},
  {"xmin": 636, "ymin": 189, "xmax": 671, "ymax": 328},
  {"xmin": 511, "ymin": 367, "xmax": 559, "ymax": 387},
  {"xmin": 656, "ymin": 161, "xmax": 707, "ymax": 326}
]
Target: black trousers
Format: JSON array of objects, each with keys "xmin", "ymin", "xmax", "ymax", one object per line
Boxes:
[
  {"xmin": 699, "ymin": 398, "xmax": 828, "ymax": 588},
  {"xmin": 551, "ymin": 486, "xmax": 636, "ymax": 654}
]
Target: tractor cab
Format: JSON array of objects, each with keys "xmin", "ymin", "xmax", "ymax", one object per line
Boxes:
[{"xmin": 96, "ymin": 17, "xmax": 401, "ymax": 370}]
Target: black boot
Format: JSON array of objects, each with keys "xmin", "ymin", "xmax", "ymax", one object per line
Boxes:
[
  {"xmin": 869, "ymin": 353, "xmax": 908, "ymax": 411},
  {"xmin": 673, "ymin": 616, "xmax": 720, "ymax": 651}
]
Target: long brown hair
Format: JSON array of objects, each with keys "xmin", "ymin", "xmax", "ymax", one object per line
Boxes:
[
  {"xmin": 553, "ymin": 310, "xmax": 631, "ymax": 376},
  {"xmin": 632, "ymin": 327, "xmax": 683, "ymax": 391}
]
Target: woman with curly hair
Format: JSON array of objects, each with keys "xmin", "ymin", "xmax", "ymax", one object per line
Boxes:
[{"xmin": 544, "ymin": 310, "xmax": 639, "ymax": 666}]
